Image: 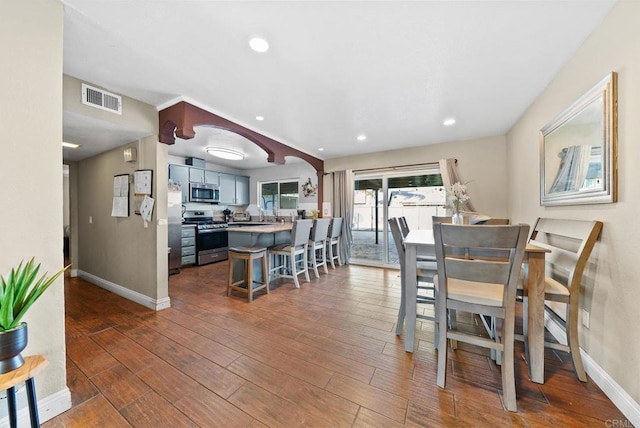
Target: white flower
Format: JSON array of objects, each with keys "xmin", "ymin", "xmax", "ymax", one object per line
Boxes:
[{"xmin": 446, "ymin": 182, "xmax": 470, "ymax": 213}]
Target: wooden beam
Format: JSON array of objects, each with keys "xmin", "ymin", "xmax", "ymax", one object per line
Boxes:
[{"xmin": 159, "ymin": 101, "xmax": 325, "ymax": 213}]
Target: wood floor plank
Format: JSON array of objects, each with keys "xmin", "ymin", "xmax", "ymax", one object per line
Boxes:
[
  {"xmin": 325, "ymin": 373, "xmax": 408, "ymax": 423},
  {"xmin": 120, "ymin": 391, "xmax": 197, "ymax": 427},
  {"xmin": 226, "ymin": 355, "xmax": 292, "ymax": 395},
  {"xmin": 43, "ymin": 395, "xmax": 131, "ymax": 428},
  {"xmin": 66, "ymin": 335, "xmax": 120, "ymax": 378},
  {"xmin": 174, "ymin": 386, "xmax": 255, "ymax": 428},
  {"xmin": 89, "ymin": 364, "xmax": 151, "ymax": 410},
  {"xmin": 227, "ymin": 382, "xmax": 306, "ymax": 427},
  {"xmin": 277, "ymin": 377, "xmax": 360, "ymax": 427}
]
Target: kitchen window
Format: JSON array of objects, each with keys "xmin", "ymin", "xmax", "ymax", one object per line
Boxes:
[{"xmin": 259, "ymin": 179, "xmax": 299, "ymax": 214}]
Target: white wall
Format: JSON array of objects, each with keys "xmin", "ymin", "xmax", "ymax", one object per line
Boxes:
[
  {"xmin": 507, "ymin": 0, "xmax": 640, "ymax": 413},
  {"xmin": 0, "ymin": 0, "xmax": 69, "ymax": 421}
]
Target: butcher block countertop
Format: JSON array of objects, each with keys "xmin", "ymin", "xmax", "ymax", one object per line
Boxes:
[{"xmin": 227, "ymin": 223, "xmax": 293, "ymax": 233}]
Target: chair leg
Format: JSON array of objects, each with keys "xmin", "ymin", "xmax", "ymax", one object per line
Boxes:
[
  {"xmin": 501, "ymin": 319, "xmax": 517, "ymax": 411},
  {"xmin": 336, "ymin": 237, "xmax": 342, "ymax": 266},
  {"xmin": 321, "ymin": 246, "xmax": 328, "ymax": 274},
  {"xmin": 436, "ymin": 289, "xmax": 448, "ymax": 387},
  {"xmin": 303, "ymin": 245, "xmax": 310, "ymax": 282},
  {"xmin": 395, "ymin": 268, "xmax": 406, "ymax": 335},
  {"xmin": 289, "ymin": 252, "xmax": 300, "ymax": 288},
  {"xmin": 262, "ymin": 253, "xmax": 270, "ymax": 294},
  {"xmin": 247, "ymin": 257, "xmax": 254, "ymax": 302},
  {"xmin": 310, "ymin": 246, "xmax": 320, "ymax": 278},
  {"xmin": 227, "ymin": 255, "xmax": 234, "ymax": 296},
  {"xmin": 567, "ymin": 304, "xmax": 587, "ymax": 382},
  {"xmin": 328, "ymin": 242, "xmax": 336, "ymax": 269}
]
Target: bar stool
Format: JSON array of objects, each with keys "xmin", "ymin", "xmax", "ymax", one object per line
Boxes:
[
  {"xmin": 308, "ymin": 218, "xmax": 331, "ymax": 278},
  {"xmin": 268, "ymin": 219, "xmax": 313, "ymax": 288},
  {"xmin": 326, "ymin": 217, "xmax": 343, "ymax": 269},
  {"xmin": 227, "ymin": 247, "xmax": 269, "ymax": 302},
  {"xmin": 0, "ymin": 355, "xmax": 48, "ymax": 428}
]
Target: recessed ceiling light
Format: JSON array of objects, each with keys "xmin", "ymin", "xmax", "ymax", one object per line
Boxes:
[
  {"xmin": 318, "ymin": 148, "xmax": 324, "ymax": 151},
  {"xmin": 249, "ymin": 37, "xmax": 269, "ymax": 53},
  {"xmin": 443, "ymin": 118, "xmax": 456, "ymax": 126},
  {"xmin": 256, "ymin": 116, "xmax": 264, "ymax": 121},
  {"xmin": 62, "ymin": 142, "xmax": 80, "ymax": 148},
  {"xmin": 357, "ymin": 135, "xmax": 367, "ymax": 141},
  {"xmin": 206, "ymin": 147, "xmax": 245, "ymax": 160}
]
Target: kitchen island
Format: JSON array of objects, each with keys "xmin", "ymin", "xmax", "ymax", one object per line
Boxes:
[{"xmin": 227, "ymin": 223, "xmax": 293, "ymax": 248}]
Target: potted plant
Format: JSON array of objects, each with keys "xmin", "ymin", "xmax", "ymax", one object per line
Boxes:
[{"xmin": 0, "ymin": 258, "xmax": 67, "ymax": 374}]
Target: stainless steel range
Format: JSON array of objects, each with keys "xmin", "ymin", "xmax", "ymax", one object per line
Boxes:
[{"xmin": 183, "ymin": 217, "xmax": 228, "ymax": 265}]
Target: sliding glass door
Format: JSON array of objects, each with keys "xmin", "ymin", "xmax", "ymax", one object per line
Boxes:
[{"xmin": 351, "ymin": 167, "xmax": 447, "ymax": 266}]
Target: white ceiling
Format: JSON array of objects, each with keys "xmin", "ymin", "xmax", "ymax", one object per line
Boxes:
[{"xmin": 61, "ymin": 0, "xmax": 617, "ymax": 168}]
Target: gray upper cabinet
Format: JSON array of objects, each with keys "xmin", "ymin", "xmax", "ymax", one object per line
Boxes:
[
  {"xmin": 219, "ymin": 173, "xmax": 236, "ymax": 205},
  {"xmin": 235, "ymin": 175, "xmax": 250, "ymax": 205},
  {"xmin": 219, "ymin": 173, "xmax": 250, "ymax": 206},
  {"xmin": 189, "ymin": 168, "xmax": 204, "ymax": 183},
  {"xmin": 204, "ymin": 170, "xmax": 219, "ymax": 185},
  {"xmin": 168, "ymin": 164, "xmax": 189, "ymax": 203}
]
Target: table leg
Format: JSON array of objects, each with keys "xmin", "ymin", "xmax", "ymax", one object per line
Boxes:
[
  {"xmin": 25, "ymin": 378, "xmax": 40, "ymax": 428},
  {"xmin": 7, "ymin": 385, "xmax": 17, "ymax": 428},
  {"xmin": 404, "ymin": 244, "xmax": 418, "ymax": 352},
  {"xmin": 526, "ymin": 252, "xmax": 546, "ymax": 383}
]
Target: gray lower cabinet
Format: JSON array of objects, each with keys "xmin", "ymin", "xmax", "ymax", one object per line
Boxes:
[{"xmin": 181, "ymin": 225, "xmax": 196, "ymax": 266}]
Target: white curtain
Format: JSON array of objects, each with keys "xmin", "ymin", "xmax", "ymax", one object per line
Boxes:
[
  {"xmin": 439, "ymin": 158, "xmax": 476, "ymax": 212},
  {"xmin": 549, "ymin": 145, "xmax": 592, "ymax": 193},
  {"xmin": 332, "ymin": 170, "xmax": 353, "ymax": 264}
]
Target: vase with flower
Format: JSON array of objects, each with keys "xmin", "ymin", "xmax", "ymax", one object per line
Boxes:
[{"xmin": 447, "ymin": 182, "xmax": 470, "ymax": 225}]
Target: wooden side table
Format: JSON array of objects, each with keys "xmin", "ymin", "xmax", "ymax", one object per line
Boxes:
[{"xmin": 0, "ymin": 355, "xmax": 48, "ymax": 428}]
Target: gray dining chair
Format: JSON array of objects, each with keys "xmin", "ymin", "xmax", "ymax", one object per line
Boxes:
[{"xmin": 433, "ymin": 222, "xmax": 529, "ymax": 411}]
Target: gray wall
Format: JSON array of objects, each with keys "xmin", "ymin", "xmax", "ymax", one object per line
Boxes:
[
  {"xmin": 0, "ymin": 0, "xmax": 69, "ymax": 420},
  {"xmin": 507, "ymin": 0, "xmax": 640, "ymax": 407}
]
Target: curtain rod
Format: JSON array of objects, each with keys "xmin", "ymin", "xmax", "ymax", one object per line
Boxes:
[{"xmin": 324, "ymin": 159, "xmax": 457, "ymax": 175}]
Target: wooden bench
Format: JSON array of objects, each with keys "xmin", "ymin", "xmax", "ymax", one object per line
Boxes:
[{"xmin": 520, "ymin": 217, "xmax": 603, "ymax": 382}]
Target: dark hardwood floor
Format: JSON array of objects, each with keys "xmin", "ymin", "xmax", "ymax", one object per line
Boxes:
[{"xmin": 43, "ymin": 261, "xmax": 629, "ymax": 427}]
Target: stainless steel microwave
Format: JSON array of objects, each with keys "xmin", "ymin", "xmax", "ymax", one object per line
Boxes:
[{"xmin": 189, "ymin": 183, "xmax": 219, "ymax": 203}]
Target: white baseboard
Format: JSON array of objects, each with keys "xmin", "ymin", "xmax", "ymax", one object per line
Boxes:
[
  {"xmin": 545, "ymin": 313, "xmax": 640, "ymax": 426},
  {"xmin": 78, "ymin": 270, "xmax": 171, "ymax": 311},
  {"xmin": 0, "ymin": 387, "xmax": 71, "ymax": 427}
]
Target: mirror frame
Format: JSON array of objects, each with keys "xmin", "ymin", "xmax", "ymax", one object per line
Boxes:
[{"xmin": 540, "ymin": 72, "xmax": 617, "ymax": 206}]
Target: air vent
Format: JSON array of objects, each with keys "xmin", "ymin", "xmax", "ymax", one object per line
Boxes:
[{"xmin": 81, "ymin": 83, "xmax": 122, "ymax": 114}]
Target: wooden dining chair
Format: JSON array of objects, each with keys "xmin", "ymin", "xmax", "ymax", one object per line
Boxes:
[
  {"xmin": 518, "ymin": 217, "xmax": 603, "ymax": 382},
  {"xmin": 389, "ymin": 217, "xmax": 437, "ymax": 336},
  {"xmin": 433, "ymin": 223, "xmax": 529, "ymax": 411}
]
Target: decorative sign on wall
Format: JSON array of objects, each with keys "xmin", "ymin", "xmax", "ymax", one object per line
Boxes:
[
  {"xmin": 111, "ymin": 174, "xmax": 129, "ymax": 217},
  {"xmin": 301, "ymin": 176, "xmax": 317, "ymax": 197}
]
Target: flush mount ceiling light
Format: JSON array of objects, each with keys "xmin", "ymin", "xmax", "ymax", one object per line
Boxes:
[
  {"xmin": 249, "ymin": 37, "xmax": 269, "ymax": 53},
  {"xmin": 443, "ymin": 118, "xmax": 456, "ymax": 126},
  {"xmin": 62, "ymin": 141, "xmax": 80, "ymax": 148},
  {"xmin": 357, "ymin": 134, "xmax": 367, "ymax": 141},
  {"xmin": 256, "ymin": 115, "xmax": 264, "ymax": 121},
  {"xmin": 318, "ymin": 148, "xmax": 324, "ymax": 152},
  {"xmin": 206, "ymin": 147, "xmax": 245, "ymax": 160}
]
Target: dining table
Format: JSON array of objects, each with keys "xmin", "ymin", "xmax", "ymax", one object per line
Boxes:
[{"xmin": 403, "ymin": 228, "xmax": 550, "ymax": 384}]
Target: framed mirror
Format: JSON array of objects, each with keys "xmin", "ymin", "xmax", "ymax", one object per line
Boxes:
[{"xmin": 540, "ymin": 72, "xmax": 617, "ymax": 206}]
